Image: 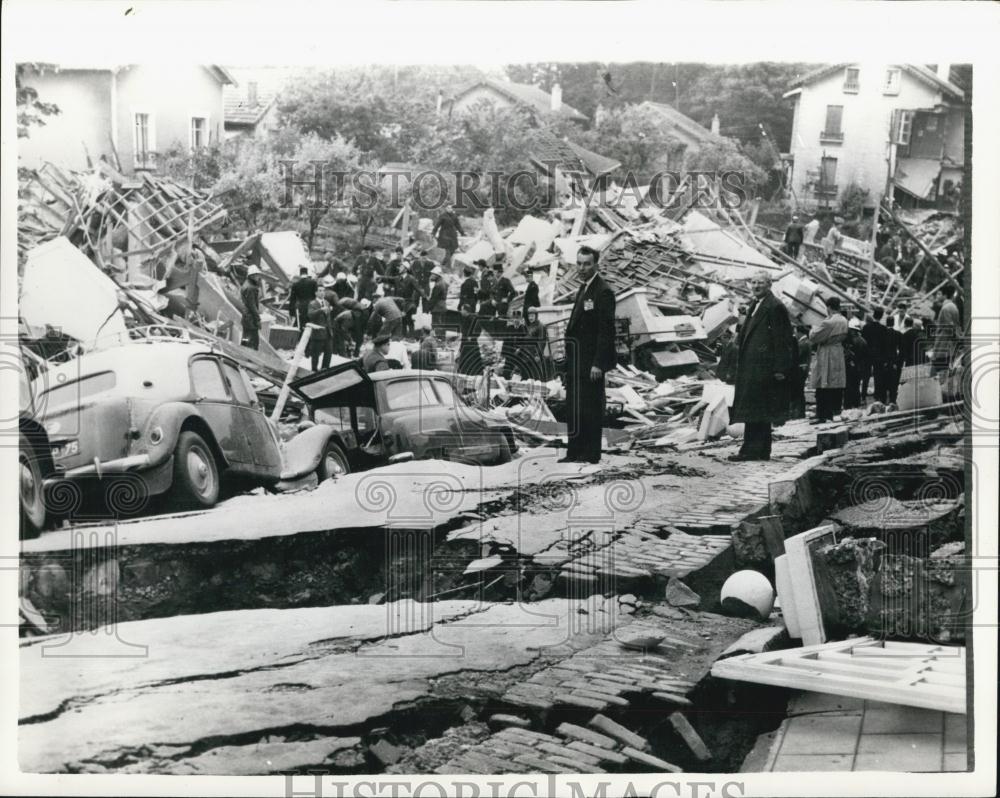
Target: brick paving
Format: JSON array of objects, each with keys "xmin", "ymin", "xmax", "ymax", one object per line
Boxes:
[{"xmin": 435, "ymin": 609, "xmax": 753, "ymax": 774}]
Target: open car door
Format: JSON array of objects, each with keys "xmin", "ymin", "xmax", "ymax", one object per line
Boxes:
[{"xmin": 290, "ymin": 361, "xmax": 385, "ymax": 469}]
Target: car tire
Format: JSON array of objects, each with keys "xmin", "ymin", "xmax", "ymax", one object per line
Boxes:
[
  {"xmin": 172, "ymin": 431, "xmax": 220, "ymax": 508},
  {"xmin": 495, "ymin": 435, "xmax": 512, "ymax": 465},
  {"xmin": 19, "ymin": 434, "xmax": 46, "ymax": 539},
  {"xmin": 316, "ymin": 440, "xmax": 351, "ymax": 481}
]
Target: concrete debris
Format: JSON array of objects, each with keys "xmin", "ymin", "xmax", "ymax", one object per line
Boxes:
[
  {"xmin": 664, "ymin": 577, "xmax": 701, "ymax": 608},
  {"xmin": 668, "ymin": 712, "xmax": 712, "ymax": 761}
]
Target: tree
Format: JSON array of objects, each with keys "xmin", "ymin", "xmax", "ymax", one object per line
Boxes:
[
  {"xmin": 285, "ymin": 132, "xmax": 361, "ymax": 249},
  {"xmin": 577, "ymin": 104, "xmax": 685, "ymax": 181},
  {"xmin": 16, "ymin": 64, "xmax": 60, "ymax": 139},
  {"xmin": 684, "ymin": 139, "xmax": 768, "ymax": 198}
]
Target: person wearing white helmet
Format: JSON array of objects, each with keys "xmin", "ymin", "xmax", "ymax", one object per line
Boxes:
[
  {"xmin": 240, "ymin": 265, "xmax": 264, "ymax": 350},
  {"xmin": 426, "ymin": 265, "xmax": 448, "ymax": 314}
]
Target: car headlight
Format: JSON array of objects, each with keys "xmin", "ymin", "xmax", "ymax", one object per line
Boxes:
[{"xmin": 148, "ymin": 426, "xmax": 164, "ymax": 445}]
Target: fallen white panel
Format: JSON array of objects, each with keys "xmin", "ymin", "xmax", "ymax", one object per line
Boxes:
[
  {"xmin": 782, "ymin": 524, "xmax": 838, "ymax": 646},
  {"xmin": 711, "ymin": 636, "xmax": 966, "ymax": 714},
  {"xmin": 259, "ymin": 231, "xmax": 313, "ymax": 280},
  {"xmin": 20, "ymin": 237, "xmax": 128, "ymax": 348}
]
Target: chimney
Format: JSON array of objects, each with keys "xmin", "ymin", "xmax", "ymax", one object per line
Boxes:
[
  {"xmin": 247, "ymin": 81, "xmax": 259, "ymax": 106},
  {"xmin": 936, "ymin": 62, "xmax": 952, "ymax": 82},
  {"xmin": 550, "ymin": 83, "xmax": 562, "ymax": 113},
  {"xmin": 711, "ymin": 113, "xmax": 720, "ymax": 136}
]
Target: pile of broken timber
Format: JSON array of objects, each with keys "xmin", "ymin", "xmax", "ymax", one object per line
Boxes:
[
  {"xmin": 556, "ymin": 233, "xmax": 738, "ymax": 311},
  {"xmin": 607, "ymin": 366, "xmax": 707, "ymax": 437},
  {"xmin": 18, "ymin": 160, "xmax": 227, "ymax": 270}
]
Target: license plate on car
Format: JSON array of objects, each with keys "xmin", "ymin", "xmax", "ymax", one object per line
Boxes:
[{"xmin": 51, "ymin": 440, "xmax": 79, "ymax": 459}]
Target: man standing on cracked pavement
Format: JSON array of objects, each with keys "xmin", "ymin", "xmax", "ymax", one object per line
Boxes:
[
  {"xmin": 561, "ymin": 245, "xmax": 616, "ymax": 464},
  {"xmin": 730, "ymin": 269, "xmax": 795, "ymax": 461}
]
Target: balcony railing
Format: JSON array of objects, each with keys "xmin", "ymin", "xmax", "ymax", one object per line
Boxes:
[
  {"xmin": 843, "ymin": 81, "xmax": 860, "ymax": 93},
  {"xmin": 819, "ymin": 130, "xmax": 844, "ymax": 143}
]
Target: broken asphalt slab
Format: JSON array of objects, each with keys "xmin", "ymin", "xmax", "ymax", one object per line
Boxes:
[{"xmin": 19, "ymin": 596, "xmax": 627, "ymax": 773}]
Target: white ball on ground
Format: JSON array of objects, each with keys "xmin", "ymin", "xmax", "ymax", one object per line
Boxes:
[{"xmin": 720, "ymin": 570, "xmax": 775, "ymax": 620}]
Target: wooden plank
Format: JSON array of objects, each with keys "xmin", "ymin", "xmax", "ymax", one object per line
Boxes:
[{"xmin": 711, "ymin": 637, "xmax": 966, "ymax": 714}]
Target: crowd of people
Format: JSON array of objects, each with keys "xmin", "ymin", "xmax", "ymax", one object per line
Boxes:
[
  {"xmin": 724, "ymin": 270, "xmax": 963, "ymax": 461},
  {"xmin": 238, "ymin": 230, "xmax": 557, "ymax": 382}
]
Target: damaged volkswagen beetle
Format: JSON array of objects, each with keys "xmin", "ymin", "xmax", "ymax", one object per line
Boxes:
[
  {"xmin": 33, "ymin": 337, "xmax": 350, "ymax": 515},
  {"xmin": 290, "ymin": 361, "xmax": 516, "ymax": 469}
]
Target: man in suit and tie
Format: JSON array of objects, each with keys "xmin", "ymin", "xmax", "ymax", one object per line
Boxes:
[
  {"xmin": 561, "ymin": 246, "xmax": 617, "ymax": 464},
  {"xmin": 730, "ymin": 270, "xmax": 795, "ymax": 461}
]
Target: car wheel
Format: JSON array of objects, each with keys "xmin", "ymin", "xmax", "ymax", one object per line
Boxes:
[
  {"xmin": 316, "ymin": 440, "xmax": 351, "ymax": 481},
  {"xmin": 495, "ymin": 435, "xmax": 512, "ymax": 465},
  {"xmin": 19, "ymin": 434, "xmax": 46, "ymax": 539},
  {"xmin": 172, "ymin": 431, "xmax": 220, "ymax": 508}
]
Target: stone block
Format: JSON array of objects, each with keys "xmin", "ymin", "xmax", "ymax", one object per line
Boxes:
[
  {"xmin": 588, "ymin": 714, "xmax": 648, "ymax": 750},
  {"xmin": 566, "ymin": 740, "xmax": 629, "ymax": 765},
  {"xmin": 621, "ymin": 746, "xmax": 683, "ymax": 773},
  {"xmin": 555, "ymin": 692, "xmax": 609, "ymax": 711},
  {"xmin": 668, "ymin": 712, "xmax": 712, "ymax": 761},
  {"xmin": 556, "ymin": 723, "xmax": 618, "ymax": 749},
  {"xmin": 665, "ymin": 577, "xmax": 701, "ymax": 608},
  {"xmin": 816, "ymin": 427, "xmax": 849, "ymax": 453}
]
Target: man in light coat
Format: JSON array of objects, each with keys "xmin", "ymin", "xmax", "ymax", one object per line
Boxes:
[{"xmin": 809, "ymin": 296, "xmax": 849, "ymax": 421}]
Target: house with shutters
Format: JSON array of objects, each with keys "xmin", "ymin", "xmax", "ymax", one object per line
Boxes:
[
  {"xmin": 17, "ymin": 63, "xmax": 235, "ymax": 174},
  {"xmin": 783, "ymin": 63, "xmax": 966, "ymax": 210}
]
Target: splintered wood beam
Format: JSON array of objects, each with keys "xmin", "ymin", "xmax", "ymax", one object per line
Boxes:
[{"xmin": 881, "ymin": 201, "xmax": 960, "ymax": 291}]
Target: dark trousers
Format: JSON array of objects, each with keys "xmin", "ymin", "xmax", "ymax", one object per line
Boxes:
[
  {"xmin": 309, "ymin": 337, "xmax": 332, "ymax": 371},
  {"xmin": 815, "ymin": 387, "xmax": 844, "ymax": 421},
  {"xmin": 377, "ymin": 317, "xmax": 402, "ymax": 340},
  {"xmin": 844, "ymin": 369, "xmax": 862, "ymax": 409},
  {"xmin": 565, "ymin": 366, "xmax": 605, "ymax": 463},
  {"xmin": 788, "ymin": 365, "xmax": 807, "ymax": 419},
  {"xmin": 242, "ymin": 326, "xmax": 260, "ymax": 350},
  {"xmin": 785, "ymin": 242, "xmax": 801, "ymax": 259},
  {"xmin": 295, "ymin": 304, "xmax": 310, "ymax": 330},
  {"xmin": 739, "ymin": 421, "xmax": 772, "ymax": 460},
  {"xmin": 872, "ymin": 360, "xmax": 892, "ymax": 404},
  {"xmin": 888, "ymin": 362, "xmax": 902, "ymax": 403}
]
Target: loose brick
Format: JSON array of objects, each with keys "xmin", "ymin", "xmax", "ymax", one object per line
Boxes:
[
  {"xmin": 536, "ymin": 742, "xmax": 603, "ymax": 768},
  {"xmin": 566, "ymin": 740, "xmax": 630, "ymax": 765},
  {"xmin": 559, "ymin": 679, "xmax": 628, "ymax": 696},
  {"xmin": 513, "ymin": 753, "xmax": 565, "ymax": 774},
  {"xmin": 652, "ymin": 690, "xmax": 693, "ymax": 707},
  {"xmin": 460, "ymin": 750, "xmax": 528, "ymax": 774},
  {"xmin": 488, "ymin": 713, "xmax": 531, "ymax": 730},
  {"xmin": 571, "ymin": 688, "xmax": 630, "ymax": 707},
  {"xmin": 501, "ymin": 727, "xmax": 561, "ymax": 745},
  {"xmin": 556, "ymin": 723, "xmax": 618, "ymax": 749},
  {"xmin": 487, "ymin": 740, "xmax": 541, "ymax": 759},
  {"xmin": 503, "ymin": 690, "xmax": 554, "ymax": 711},
  {"xmin": 621, "ymin": 746, "xmax": 683, "ymax": 773},
  {"xmin": 546, "ymin": 754, "xmax": 606, "ymax": 773},
  {"xmin": 588, "ymin": 714, "xmax": 648, "ymax": 750},
  {"xmin": 668, "ymin": 712, "xmax": 712, "ymax": 761},
  {"xmin": 556, "ymin": 692, "xmax": 609, "ymax": 711}
]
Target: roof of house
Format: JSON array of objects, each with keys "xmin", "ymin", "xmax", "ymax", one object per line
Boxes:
[
  {"xmin": 786, "ymin": 63, "xmax": 964, "ymax": 101},
  {"xmin": 224, "ymin": 87, "xmax": 277, "ymax": 126},
  {"xmin": 640, "ymin": 102, "xmax": 721, "ymax": 146},
  {"xmin": 223, "ymin": 68, "xmax": 292, "ymax": 127},
  {"xmin": 23, "ymin": 63, "xmax": 236, "ymax": 85},
  {"xmin": 451, "ymin": 78, "xmax": 588, "ymax": 122},
  {"xmin": 529, "ymin": 131, "xmax": 621, "ymax": 177}
]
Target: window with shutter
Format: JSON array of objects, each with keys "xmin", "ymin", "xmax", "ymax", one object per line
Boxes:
[{"xmin": 821, "ymin": 106, "xmax": 844, "ymax": 142}]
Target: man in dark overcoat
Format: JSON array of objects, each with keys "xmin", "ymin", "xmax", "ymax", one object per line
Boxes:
[
  {"xmin": 562, "ymin": 246, "xmax": 617, "ymax": 464},
  {"xmin": 730, "ymin": 270, "xmax": 795, "ymax": 461}
]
